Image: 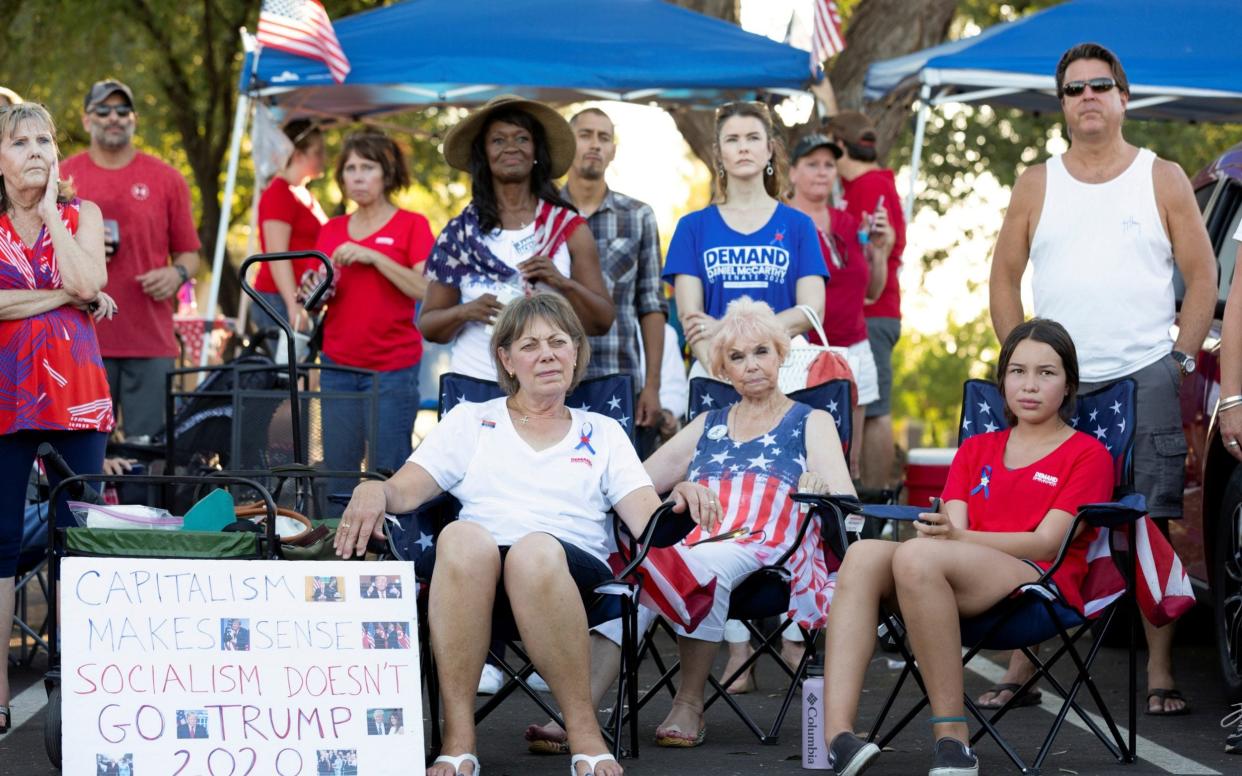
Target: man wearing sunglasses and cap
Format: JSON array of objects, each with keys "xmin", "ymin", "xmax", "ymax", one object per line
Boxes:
[
  {"xmin": 989, "ymin": 42, "xmax": 1216, "ymax": 718},
  {"xmin": 62, "ymin": 79, "xmax": 200, "ymax": 441}
]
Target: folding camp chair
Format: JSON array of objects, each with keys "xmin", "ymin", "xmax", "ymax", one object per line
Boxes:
[
  {"xmin": 818, "ymin": 378, "xmax": 1141, "ymax": 774},
  {"xmin": 397, "ymin": 371, "xmax": 685, "ymax": 760},
  {"xmin": 629, "ymin": 376, "xmax": 855, "ymax": 744}
]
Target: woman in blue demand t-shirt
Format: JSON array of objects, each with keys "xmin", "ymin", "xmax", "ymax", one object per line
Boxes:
[{"xmin": 663, "ymin": 101, "xmax": 828, "ymax": 370}]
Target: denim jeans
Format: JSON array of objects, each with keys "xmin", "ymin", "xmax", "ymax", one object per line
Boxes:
[{"xmin": 319, "ymin": 354, "xmax": 420, "ymax": 475}]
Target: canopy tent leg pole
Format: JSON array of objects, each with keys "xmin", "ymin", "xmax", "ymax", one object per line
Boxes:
[
  {"xmin": 903, "ymin": 83, "xmax": 932, "ymax": 224},
  {"xmin": 200, "ymin": 91, "xmax": 252, "ymax": 367}
]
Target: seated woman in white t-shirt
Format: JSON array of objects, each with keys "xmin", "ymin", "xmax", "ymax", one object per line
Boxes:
[
  {"xmin": 336, "ymin": 294, "xmax": 719, "ymax": 776},
  {"xmin": 419, "ymin": 96, "xmax": 614, "ymax": 380}
]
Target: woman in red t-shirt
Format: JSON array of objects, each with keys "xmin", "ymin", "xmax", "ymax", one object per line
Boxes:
[
  {"xmin": 251, "ymin": 120, "xmax": 328, "ymax": 348},
  {"xmin": 314, "ymin": 130, "xmax": 431, "ymax": 475},
  {"xmin": 820, "ymin": 319, "xmax": 1114, "ymax": 775},
  {"xmin": 786, "ymin": 133, "xmax": 894, "ymax": 477}
]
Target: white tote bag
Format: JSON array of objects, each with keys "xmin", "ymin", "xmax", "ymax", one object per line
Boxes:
[{"xmin": 779, "ymin": 305, "xmax": 850, "ymax": 394}]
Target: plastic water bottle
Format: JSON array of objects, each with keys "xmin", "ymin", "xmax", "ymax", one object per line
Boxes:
[{"xmin": 802, "ymin": 673, "xmax": 829, "ymax": 769}]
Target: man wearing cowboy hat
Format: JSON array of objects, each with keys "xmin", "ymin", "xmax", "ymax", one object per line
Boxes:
[{"xmin": 419, "ymin": 95, "xmax": 613, "ymax": 380}]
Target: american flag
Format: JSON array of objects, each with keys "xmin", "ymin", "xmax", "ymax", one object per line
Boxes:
[
  {"xmin": 256, "ymin": 0, "xmax": 351, "ymax": 83},
  {"xmin": 810, "ymin": 0, "xmax": 846, "ymax": 72}
]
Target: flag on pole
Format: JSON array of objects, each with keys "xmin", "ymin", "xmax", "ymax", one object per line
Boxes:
[
  {"xmin": 810, "ymin": 0, "xmax": 847, "ymax": 72},
  {"xmin": 256, "ymin": 0, "xmax": 351, "ymax": 83}
]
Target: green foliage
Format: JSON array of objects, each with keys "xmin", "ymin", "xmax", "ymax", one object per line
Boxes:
[
  {"xmin": 889, "ymin": 0, "xmax": 1242, "ymax": 230},
  {"xmin": 892, "ymin": 310, "xmax": 1000, "ymax": 447}
]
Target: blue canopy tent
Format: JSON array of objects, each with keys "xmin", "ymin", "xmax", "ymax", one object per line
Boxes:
[
  {"xmin": 861, "ymin": 0, "xmax": 1242, "ymax": 217},
  {"xmin": 203, "ymin": 0, "xmax": 816, "ymax": 343},
  {"xmin": 243, "ymin": 0, "xmax": 813, "ymax": 114}
]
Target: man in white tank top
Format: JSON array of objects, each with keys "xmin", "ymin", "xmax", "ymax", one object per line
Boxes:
[{"xmin": 989, "ymin": 43, "xmax": 1216, "ymax": 717}]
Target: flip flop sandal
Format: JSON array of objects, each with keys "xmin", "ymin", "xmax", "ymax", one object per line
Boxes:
[
  {"xmin": 524, "ymin": 723, "xmax": 569, "ymax": 754},
  {"xmin": 570, "ymin": 753, "xmax": 617, "ymax": 775},
  {"xmin": 528, "ymin": 737, "xmax": 570, "ymax": 755},
  {"xmin": 654, "ymin": 723, "xmax": 707, "ymax": 748},
  {"xmin": 0, "ymin": 704, "xmax": 10, "ymax": 734},
  {"xmin": 977, "ymin": 683, "xmax": 1042, "ymax": 710},
  {"xmin": 432, "ymin": 753, "xmax": 480, "ymax": 775},
  {"xmin": 1146, "ymin": 688, "xmax": 1190, "ymax": 716}
]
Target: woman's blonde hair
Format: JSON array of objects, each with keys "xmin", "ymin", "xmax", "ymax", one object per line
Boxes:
[
  {"xmin": 0, "ymin": 103, "xmax": 74, "ymax": 212},
  {"xmin": 709, "ymin": 296, "xmax": 791, "ymax": 378},
  {"xmin": 491, "ymin": 293, "xmax": 591, "ymax": 395},
  {"xmin": 712, "ymin": 101, "xmax": 787, "ymax": 203}
]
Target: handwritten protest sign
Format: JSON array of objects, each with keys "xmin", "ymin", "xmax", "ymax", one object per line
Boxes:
[{"xmin": 61, "ymin": 557, "xmax": 423, "ymax": 776}]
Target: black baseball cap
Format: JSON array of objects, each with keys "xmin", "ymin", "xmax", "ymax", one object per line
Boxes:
[
  {"xmin": 84, "ymin": 79, "xmax": 135, "ymax": 110},
  {"xmin": 790, "ymin": 133, "xmax": 843, "ymax": 165}
]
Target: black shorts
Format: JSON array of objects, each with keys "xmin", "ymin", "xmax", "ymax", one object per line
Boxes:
[{"xmin": 415, "ymin": 533, "xmax": 612, "ymax": 638}]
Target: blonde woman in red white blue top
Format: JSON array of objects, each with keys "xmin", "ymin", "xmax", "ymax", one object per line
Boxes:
[
  {"xmin": 0, "ymin": 103, "xmax": 115, "ymax": 734},
  {"xmin": 607, "ymin": 296, "xmax": 849, "ymax": 748},
  {"xmin": 336, "ymin": 294, "xmax": 719, "ymax": 776},
  {"xmin": 420, "ymin": 95, "xmax": 614, "ymax": 381},
  {"xmin": 822, "ymin": 319, "xmax": 1113, "ymax": 776}
]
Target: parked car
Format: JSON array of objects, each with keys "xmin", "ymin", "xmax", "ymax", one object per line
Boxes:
[{"xmin": 1181, "ymin": 140, "xmax": 1242, "ymax": 700}]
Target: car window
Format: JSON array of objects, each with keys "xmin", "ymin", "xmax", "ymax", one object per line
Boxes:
[
  {"xmin": 1219, "ymin": 203, "xmax": 1242, "ymax": 306},
  {"xmin": 1189, "ymin": 179, "xmax": 1241, "ymax": 311}
]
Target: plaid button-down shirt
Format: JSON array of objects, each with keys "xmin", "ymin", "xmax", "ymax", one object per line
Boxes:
[{"xmin": 562, "ymin": 186, "xmax": 667, "ymax": 385}]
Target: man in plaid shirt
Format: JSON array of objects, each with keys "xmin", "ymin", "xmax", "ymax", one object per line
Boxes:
[{"xmin": 563, "ymin": 108, "xmax": 668, "ymax": 454}]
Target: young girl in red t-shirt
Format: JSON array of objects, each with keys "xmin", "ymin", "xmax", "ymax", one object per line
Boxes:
[{"xmin": 822, "ymin": 318, "xmax": 1113, "ymax": 776}]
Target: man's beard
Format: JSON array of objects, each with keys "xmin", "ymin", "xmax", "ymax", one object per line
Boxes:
[
  {"xmin": 576, "ymin": 162, "xmax": 605, "ymax": 181},
  {"xmin": 94, "ymin": 126, "xmax": 133, "ymax": 150}
]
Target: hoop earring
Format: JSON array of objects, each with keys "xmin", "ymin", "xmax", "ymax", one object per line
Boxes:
[{"xmin": 765, "ymin": 162, "xmax": 774, "ymax": 176}]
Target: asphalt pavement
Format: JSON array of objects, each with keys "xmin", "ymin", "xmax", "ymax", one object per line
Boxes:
[{"xmin": 4, "ymin": 609, "xmax": 1240, "ymax": 775}]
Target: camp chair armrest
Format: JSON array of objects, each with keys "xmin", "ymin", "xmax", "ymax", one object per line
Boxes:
[
  {"xmin": 790, "ymin": 492, "xmax": 863, "ymax": 561},
  {"xmin": 612, "ymin": 501, "xmax": 689, "ymax": 582},
  {"xmin": 1076, "ymin": 492, "xmax": 1148, "ymax": 528}
]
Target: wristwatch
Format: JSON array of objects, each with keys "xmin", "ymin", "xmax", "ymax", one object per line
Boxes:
[
  {"xmin": 173, "ymin": 264, "xmax": 190, "ymax": 285},
  {"xmin": 1171, "ymin": 350, "xmax": 1195, "ymax": 377}
]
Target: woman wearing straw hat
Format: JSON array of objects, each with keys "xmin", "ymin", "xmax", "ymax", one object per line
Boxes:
[{"xmin": 420, "ymin": 95, "xmax": 614, "ymax": 380}]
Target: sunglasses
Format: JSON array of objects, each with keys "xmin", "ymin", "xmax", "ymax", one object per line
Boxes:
[
  {"xmin": 91, "ymin": 104, "xmax": 133, "ymax": 118},
  {"xmin": 1061, "ymin": 77, "xmax": 1117, "ymax": 98}
]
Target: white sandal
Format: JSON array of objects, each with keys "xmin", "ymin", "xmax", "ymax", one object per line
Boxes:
[
  {"xmin": 570, "ymin": 752, "xmax": 617, "ymax": 775},
  {"xmin": 432, "ymin": 753, "xmax": 480, "ymax": 776}
]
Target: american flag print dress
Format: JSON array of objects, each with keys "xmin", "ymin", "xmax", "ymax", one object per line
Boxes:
[
  {"xmin": 640, "ymin": 402, "xmax": 832, "ymax": 632},
  {"xmin": 0, "ymin": 200, "xmax": 114, "ymax": 434}
]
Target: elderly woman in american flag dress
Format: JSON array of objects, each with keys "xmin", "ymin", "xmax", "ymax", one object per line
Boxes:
[
  {"xmin": 639, "ymin": 296, "xmax": 853, "ymax": 747},
  {"xmin": 0, "ymin": 102, "xmax": 116, "ymax": 734}
]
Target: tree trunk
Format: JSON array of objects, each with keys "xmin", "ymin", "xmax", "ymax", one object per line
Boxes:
[{"xmin": 667, "ymin": 0, "xmax": 958, "ymax": 168}]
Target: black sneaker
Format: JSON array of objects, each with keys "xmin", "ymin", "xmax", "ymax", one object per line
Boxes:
[
  {"xmin": 1224, "ymin": 703, "xmax": 1242, "ymax": 754},
  {"xmin": 929, "ymin": 737, "xmax": 979, "ymax": 776},
  {"xmin": 826, "ymin": 732, "xmax": 880, "ymax": 776}
]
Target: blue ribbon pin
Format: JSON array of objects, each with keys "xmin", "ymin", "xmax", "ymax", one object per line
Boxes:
[
  {"xmin": 575, "ymin": 421, "xmax": 596, "ymax": 455},
  {"xmin": 970, "ymin": 465, "xmax": 992, "ymax": 499}
]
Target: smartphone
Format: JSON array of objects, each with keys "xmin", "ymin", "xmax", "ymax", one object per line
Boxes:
[
  {"xmin": 103, "ymin": 218, "xmax": 120, "ymax": 258},
  {"xmin": 916, "ymin": 497, "xmax": 942, "ymax": 525},
  {"xmin": 869, "ymin": 195, "xmax": 886, "ymax": 233}
]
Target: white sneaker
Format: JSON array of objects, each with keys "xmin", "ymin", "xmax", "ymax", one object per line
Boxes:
[
  {"xmin": 528, "ymin": 672, "xmax": 551, "ymax": 693},
  {"xmin": 477, "ymin": 663, "xmax": 503, "ymax": 696}
]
